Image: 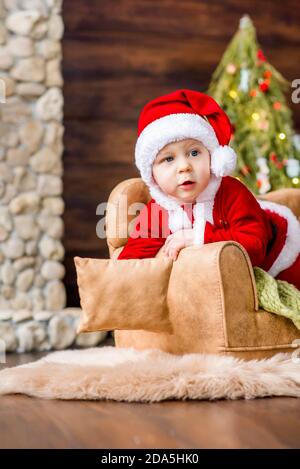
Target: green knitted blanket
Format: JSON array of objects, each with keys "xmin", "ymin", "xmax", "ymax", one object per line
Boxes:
[{"xmin": 254, "ymin": 267, "xmax": 300, "ymax": 330}]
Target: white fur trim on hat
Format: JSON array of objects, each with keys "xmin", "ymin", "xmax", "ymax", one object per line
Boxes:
[{"xmin": 210, "ymin": 145, "xmax": 237, "ymax": 177}]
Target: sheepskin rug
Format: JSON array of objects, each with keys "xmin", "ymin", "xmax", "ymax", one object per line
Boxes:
[{"xmin": 0, "ymin": 346, "xmax": 300, "ymax": 401}]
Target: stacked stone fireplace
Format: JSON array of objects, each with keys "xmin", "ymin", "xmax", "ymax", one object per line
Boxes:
[{"xmin": 0, "ymin": 0, "xmax": 106, "ymax": 353}]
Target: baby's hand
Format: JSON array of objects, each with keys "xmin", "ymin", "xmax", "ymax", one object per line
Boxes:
[{"xmin": 162, "ymin": 229, "xmax": 194, "ymax": 261}]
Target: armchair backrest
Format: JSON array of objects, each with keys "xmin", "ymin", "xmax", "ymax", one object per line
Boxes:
[
  {"xmin": 257, "ymin": 188, "xmax": 300, "ymax": 219},
  {"xmin": 105, "ymin": 178, "xmax": 300, "ymax": 257},
  {"xmin": 105, "ymin": 178, "xmax": 151, "ymax": 257}
]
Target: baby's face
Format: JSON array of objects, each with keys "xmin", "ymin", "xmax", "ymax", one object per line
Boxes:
[{"xmin": 152, "ymin": 138, "xmax": 211, "ymax": 204}]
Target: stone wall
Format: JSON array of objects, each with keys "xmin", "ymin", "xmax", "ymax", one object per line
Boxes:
[
  {"xmin": 0, "ymin": 1, "xmax": 106, "ymax": 352},
  {"xmin": 0, "ymin": 0, "xmax": 65, "ymax": 315}
]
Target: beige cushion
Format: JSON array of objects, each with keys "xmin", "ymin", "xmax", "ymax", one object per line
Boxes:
[{"xmin": 74, "ymin": 256, "xmax": 173, "ymax": 334}]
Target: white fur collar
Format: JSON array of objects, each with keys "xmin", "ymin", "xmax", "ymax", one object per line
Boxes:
[{"xmin": 149, "ymin": 175, "xmax": 222, "ymax": 233}]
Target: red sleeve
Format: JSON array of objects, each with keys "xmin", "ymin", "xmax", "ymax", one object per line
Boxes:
[
  {"xmin": 117, "ymin": 200, "xmax": 168, "ymax": 260},
  {"xmin": 204, "ymin": 178, "xmax": 271, "ymax": 267}
]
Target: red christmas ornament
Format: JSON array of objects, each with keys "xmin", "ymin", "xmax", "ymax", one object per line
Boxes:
[
  {"xmin": 264, "ymin": 70, "xmax": 272, "ymax": 78},
  {"xmin": 269, "ymin": 152, "xmax": 277, "ymax": 162},
  {"xmin": 276, "ymin": 162, "xmax": 284, "ymax": 170},
  {"xmin": 241, "ymin": 165, "xmax": 251, "ymax": 176},
  {"xmin": 259, "ymin": 81, "xmax": 269, "ymax": 93},
  {"xmin": 257, "ymin": 49, "xmax": 267, "ymax": 62},
  {"xmin": 256, "ymin": 180, "xmax": 262, "ymax": 188},
  {"xmin": 273, "ymin": 101, "xmax": 282, "ymax": 110},
  {"xmin": 249, "ymin": 89, "xmax": 257, "ymax": 97}
]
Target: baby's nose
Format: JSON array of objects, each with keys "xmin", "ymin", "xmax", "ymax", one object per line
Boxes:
[{"xmin": 178, "ymin": 160, "xmax": 192, "ymax": 171}]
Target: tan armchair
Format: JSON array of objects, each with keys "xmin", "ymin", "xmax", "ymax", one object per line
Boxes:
[{"xmin": 106, "ymin": 178, "xmax": 300, "ymax": 360}]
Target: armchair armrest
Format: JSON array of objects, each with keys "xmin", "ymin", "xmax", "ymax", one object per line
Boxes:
[
  {"xmin": 166, "ymin": 241, "xmax": 259, "ymax": 354},
  {"xmin": 115, "ymin": 240, "xmax": 300, "ymax": 359}
]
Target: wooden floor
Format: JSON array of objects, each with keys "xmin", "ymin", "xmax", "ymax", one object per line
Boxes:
[{"xmin": 0, "ymin": 344, "xmax": 300, "ymax": 449}]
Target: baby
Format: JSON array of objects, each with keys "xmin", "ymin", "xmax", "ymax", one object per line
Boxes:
[{"xmin": 118, "ymin": 89, "xmax": 300, "ymax": 290}]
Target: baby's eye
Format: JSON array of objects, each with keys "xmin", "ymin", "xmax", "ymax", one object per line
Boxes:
[
  {"xmin": 164, "ymin": 156, "xmax": 174, "ymax": 162},
  {"xmin": 190, "ymin": 150, "xmax": 199, "ymax": 157}
]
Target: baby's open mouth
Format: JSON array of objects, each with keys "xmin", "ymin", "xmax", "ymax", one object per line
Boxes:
[{"xmin": 179, "ymin": 180, "xmax": 195, "ymax": 186}]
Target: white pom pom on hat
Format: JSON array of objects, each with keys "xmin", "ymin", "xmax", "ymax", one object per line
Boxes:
[
  {"xmin": 210, "ymin": 145, "xmax": 237, "ymax": 177},
  {"xmin": 134, "ymin": 89, "xmax": 237, "ymax": 188}
]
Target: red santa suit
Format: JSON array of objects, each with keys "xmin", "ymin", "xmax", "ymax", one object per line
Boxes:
[
  {"xmin": 118, "ymin": 89, "xmax": 300, "ymax": 290},
  {"xmin": 118, "ymin": 175, "xmax": 300, "ymax": 290}
]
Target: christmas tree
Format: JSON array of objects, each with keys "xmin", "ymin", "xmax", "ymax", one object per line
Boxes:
[{"xmin": 207, "ymin": 15, "xmax": 300, "ymax": 194}]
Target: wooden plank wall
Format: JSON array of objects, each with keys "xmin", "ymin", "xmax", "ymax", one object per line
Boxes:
[{"xmin": 62, "ymin": 0, "xmax": 300, "ymax": 305}]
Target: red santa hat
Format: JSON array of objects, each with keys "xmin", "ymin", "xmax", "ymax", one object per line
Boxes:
[{"xmin": 135, "ymin": 89, "xmax": 237, "ymax": 193}]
